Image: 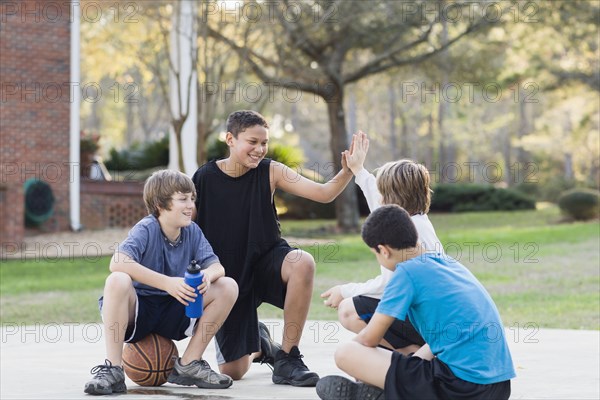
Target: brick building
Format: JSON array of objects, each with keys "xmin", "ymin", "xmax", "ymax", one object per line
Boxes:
[
  {"xmin": 1, "ymin": 2, "xmax": 147, "ymax": 253},
  {"xmin": 1, "ymin": 1, "xmax": 72, "ymax": 249}
]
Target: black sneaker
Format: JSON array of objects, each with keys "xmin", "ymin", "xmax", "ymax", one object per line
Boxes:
[
  {"xmin": 272, "ymin": 345, "xmax": 320, "ymax": 387},
  {"xmin": 253, "ymin": 322, "xmax": 282, "ymax": 370},
  {"xmin": 316, "ymin": 375, "xmax": 384, "ymax": 400},
  {"xmin": 84, "ymin": 359, "xmax": 127, "ymax": 395}
]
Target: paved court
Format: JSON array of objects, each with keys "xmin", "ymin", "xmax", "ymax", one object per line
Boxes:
[{"xmin": 1, "ymin": 320, "xmax": 598, "ymax": 399}]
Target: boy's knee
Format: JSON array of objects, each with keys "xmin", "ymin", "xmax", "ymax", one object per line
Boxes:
[
  {"xmin": 334, "ymin": 342, "xmax": 358, "ymax": 369},
  {"xmin": 291, "ymin": 251, "xmax": 316, "ymax": 276},
  {"xmin": 217, "ymin": 277, "xmax": 238, "ymax": 302},
  {"xmin": 218, "ymin": 359, "xmax": 248, "ymax": 381},
  {"xmin": 338, "ymin": 298, "xmax": 357, "ymax": 326},
  {"xmin": 104, "ymin": 272, "xmax": 133, "ymax": 294},
  {"xmin": 223, "ymin": 368, "xmax": 245, "ymax": 381}
]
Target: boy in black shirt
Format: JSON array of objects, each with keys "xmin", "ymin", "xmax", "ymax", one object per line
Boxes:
[{"xmin": 193, "ymin": 110, "xmax": 359, "ymax": 386}]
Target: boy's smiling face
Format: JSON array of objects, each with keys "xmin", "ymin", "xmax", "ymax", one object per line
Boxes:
[
  {"xmin": 226, "ymin": 124, "xmax": 269, "ymax": 170},
  {"xmin": 159, "ymin": 191, "xmax": 195, "ymax": 228}
]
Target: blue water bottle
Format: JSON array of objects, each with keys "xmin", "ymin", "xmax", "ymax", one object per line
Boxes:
[{"xmin": 184, "ymin": 260, "xmax": 204, "ymax": 318}]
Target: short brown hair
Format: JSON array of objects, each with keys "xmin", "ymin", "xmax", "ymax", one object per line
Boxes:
[
  {"xmin": 376, "ymin": 159, "xmax": 432, "ymax": 215},
  {"xmin": 226, "ymin": 110, "xmax": 269, "ymax": 138},
  {"xmin": 143, "ymin": 170, "xmax": 196, "ymax": 217}
]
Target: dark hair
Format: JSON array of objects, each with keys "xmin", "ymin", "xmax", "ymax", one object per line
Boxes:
[
  {"xmin": 143, "ymin": 169, "xmax": 196, "ymax": 217},
  {"xmin": 361, "ymin": 205, "xmax": 418, "ymax": 251},
  {"xmin": 226, "ymin": 110, "xmax": 269, "ymax": 138}
]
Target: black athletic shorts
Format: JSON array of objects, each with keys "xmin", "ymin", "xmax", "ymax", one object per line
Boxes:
[
  {"xmin": 353, "ymin": 295, "xmax": 425, "ymax": 349},
  {"xmin": 215, "ymin": 239, "xmax": 295, "ymax": 363},
  {"xmin": 385, "ymin": 351, "xmax": 511, "ymax": 400},
  {"xmin": 99, "ymin": 294, "xmax": 195, "ymax": 343}
]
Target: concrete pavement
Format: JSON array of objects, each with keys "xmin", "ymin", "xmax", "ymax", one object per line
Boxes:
[{"xmin": 1, "ymin": 320, "xmax": 598, "ymax": 399}]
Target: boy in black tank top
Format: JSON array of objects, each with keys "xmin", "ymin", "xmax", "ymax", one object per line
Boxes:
[{"xmin": 193, "ymin": 110, "xmax": 358, "ymax": 387}]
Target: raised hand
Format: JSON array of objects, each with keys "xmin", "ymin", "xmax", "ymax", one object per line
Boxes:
[{"xmin": 346, "ymin": 131, "xmax": 369, "ymax": 175}]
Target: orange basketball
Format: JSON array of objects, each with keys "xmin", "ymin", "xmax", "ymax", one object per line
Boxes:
[{"xmin": 122, "ymin": 333, "xmax": 179, "ymax": 386}]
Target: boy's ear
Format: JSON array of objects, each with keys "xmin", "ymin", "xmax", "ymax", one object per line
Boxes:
[
  {"xmin": 377, "ymin": 244, "xmax": 392, "ymax": 258},
  {"xmin": 225, "ymin": 132, "xmax": 234, "ymax": 146}
]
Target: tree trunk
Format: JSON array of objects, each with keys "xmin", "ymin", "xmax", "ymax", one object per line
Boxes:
[
  {"xmin": 196, "ymin": 119, "xmax": 207, "ymax": 166},
  {"xmin": 564, "ymin": 153, "xmax": 574, "ymax": 180},
  {"xmin": 347, "ymin": 87, "xmax": 357, "ymax": 137},
  {"xmin": 388, "ymin": 85, "xmax": 398, "ymax": 159},
  {"xmin": 425, "ymin": 113, "xmax": 435, "ymax": 178},
  {"xmin": 515, "ymin": 99, "xmax": 531, "ymax": 180},
  {"xmin": 126, "ymin": 99, "xmax": 135, "ymax": 147},
  {"xmin": 173, "ymin": 120, "xmax": 185, "ymax": 172},
  {"xmin": 502, "ymin": 126, "xmax": 512, "ymax": 186},
  {"xmin": 437, "ymin": 13, "xmax": 455, "ymax": 182},
  {"xmin": 326, "ymin": 98, "xmax": 359, "ymax": 232}
]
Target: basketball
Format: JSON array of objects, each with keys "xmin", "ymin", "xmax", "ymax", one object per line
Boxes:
[{"xmin": 122, "ymin": 333, "xmax": 179, "ymax": 386}]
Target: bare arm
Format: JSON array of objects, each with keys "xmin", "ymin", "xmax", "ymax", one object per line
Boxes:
[
  {"xmin": 271, "ymin": 160, "xmax": 353, "ymax": 203},
  {"xmin": 110, "ymin": 252, "xmax": 223, "ymax": 306},
  {"xmin": 195, "ymin": 262, "xmax": 226, "ymax": 295},
  {"xmin": 271, "ymin": 134, "xmax": 360, "ymax": 203},
  {"xmin": 353, "ymin": 312, "xmax": 395, "ymax": 347},
  {"xmin": 110, "ymin": 252, "xmax": 175, "ymax": 293}
]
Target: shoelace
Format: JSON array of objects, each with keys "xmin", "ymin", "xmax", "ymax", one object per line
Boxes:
[
  {"xmin": 196, "ymin": 359, "xmax": 230, "ymax": 381},
  {"xmin": 196, "ymin": 359, "xmax": 220, "ymax": 375},
  {"xmin": 285, "ymin": 352, "xmax": 309, "ymax": 370},
  {"xmin": 90, "ymin": 360, "xmax": 118, "ymax": 379}
]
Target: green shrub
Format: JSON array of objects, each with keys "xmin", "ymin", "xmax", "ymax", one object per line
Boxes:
[
  {"xmin": 431, "ymin": 183, "xmax": 536, "ymax": 212},
  {"xmin": 138, "ymin": 136, "xmax": 169, "ymax": 169},
  {"xmin": 514, "ymin": 181, "xmax": 541, "ymax": 199},
  {"xmin": 539, "ymin": 177, "xmax": 578, "ymax": 202},
  {"xmin": 557, "ymin": 189, "xmax": 600, "ymax": 221},
  {"xmin": 206, "ymin": 138, "xmax": 229, "ymax": 161},
  {"xmin": 105, "ymin": 136, "xmax": 169, "ymax": 171}
]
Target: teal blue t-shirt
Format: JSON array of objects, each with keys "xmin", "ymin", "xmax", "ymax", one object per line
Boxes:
[{"xmin": 376, "ymin": 253, "xmax": 516, "ymax": 385}]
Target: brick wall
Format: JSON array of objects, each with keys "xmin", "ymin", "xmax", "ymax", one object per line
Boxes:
[
  {"xmin": 81, "ymin": 180, "xmax": 147, "ymax": 230},
  {"xmin": 0, "ymin": 1, "xmax": 72, "ymax": 247}
]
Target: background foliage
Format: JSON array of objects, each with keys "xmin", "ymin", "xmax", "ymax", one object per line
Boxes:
[{"xmin": 79, "ymin": 0, "xmax": 599, "ymax": 215}]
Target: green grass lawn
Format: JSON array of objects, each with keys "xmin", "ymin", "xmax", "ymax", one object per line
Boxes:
[{"xmin": 2, "ymin": 205, "xmax": 599, "ymax": 330}]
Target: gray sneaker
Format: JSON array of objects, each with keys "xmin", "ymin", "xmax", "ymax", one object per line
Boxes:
[
  {"xmin": 84, "ymin": 359, "xmax": 127, "ymax": 395},
  {"xmin": 167, "ymin": 358, "xmax": 232, "ymax": 389}
]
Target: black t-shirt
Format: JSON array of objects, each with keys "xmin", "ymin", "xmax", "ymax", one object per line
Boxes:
[{"xmin": 192, "ymin": 159, "xmax": 282, "ymax": 297}]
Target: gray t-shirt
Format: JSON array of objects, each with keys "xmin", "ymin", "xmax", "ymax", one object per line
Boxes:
[{"xmin": 117, "ymin": 215, "xmax": 219, "ymax": 296}]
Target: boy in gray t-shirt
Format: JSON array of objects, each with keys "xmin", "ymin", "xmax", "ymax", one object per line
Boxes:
[{"xmin": 84, "ymin": 170, "xmax": 238, "ymax": 395}]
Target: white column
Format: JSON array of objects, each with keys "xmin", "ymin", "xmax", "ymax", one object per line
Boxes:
[
  {"xmin": 69, "ymin": 0, "xmax": 82, "ymax": 231},
  {"xmin": 168, "ymin": 0, "xmax": 198, "ymax": 175}
]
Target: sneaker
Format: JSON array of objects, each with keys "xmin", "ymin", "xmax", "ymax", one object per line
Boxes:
[
  {"xmin": 272, "ymin": 346, "xmax": 320, "ymax": 387},
  {"xmin": 167, "ymin": 358, "xmax": 232, "ymax": 389},
  {"xmin": 83, "ymin": 359, "xmax": 127, "ymax": 395},
  {"xmin": 252, "ymin": 322, "xmax": 282, "ymax": 370},
  {"xmin": 316, "ymin": 375, "xmax": 384, "ymax": 400}
]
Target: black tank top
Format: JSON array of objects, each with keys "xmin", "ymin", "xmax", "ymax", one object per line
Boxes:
[{"xmin": 192, "ymin": 159, "xmax": 282, "ymax": 297}]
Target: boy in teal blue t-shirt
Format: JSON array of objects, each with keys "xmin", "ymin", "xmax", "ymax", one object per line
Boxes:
[{"xmin": 316, "ymin": 205, "xmax": 515, "ymax": 400}]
